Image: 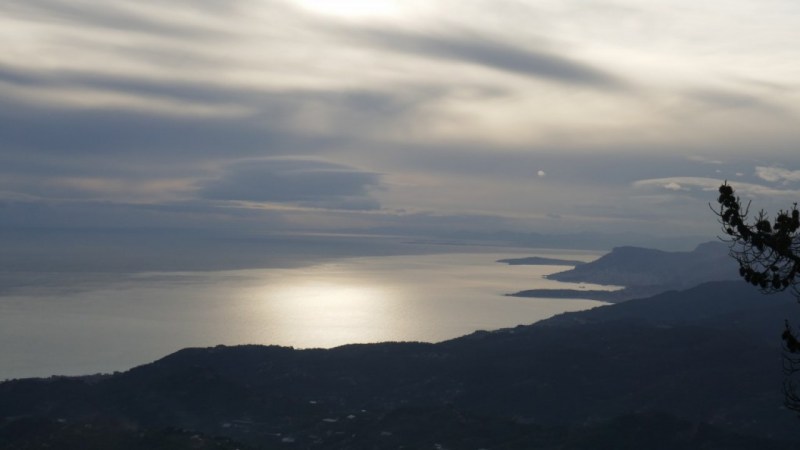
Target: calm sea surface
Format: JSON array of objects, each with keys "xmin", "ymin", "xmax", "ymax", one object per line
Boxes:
[{"xmin": 0, "ymin": 251, "xmax": 616, "ymax": 380}]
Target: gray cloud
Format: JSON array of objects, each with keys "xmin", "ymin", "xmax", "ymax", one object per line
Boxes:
[
  {"xmin": 199, "ymin": 158, "xmax": 382, "ymax": 210},
  {"xmin": 1, "ymin": 0, "xmax": 235, "ymax": 39},
  {"xmin": 0, "ymin": 92, "xmax": 376, "ymax": 180},
  {"xmin": 354, "ymin": 28, "xmax": 627, "ymax": 89},
  {"xmin": 0, "ymin": 103, "xmax": 302, "ymax": 160},
  {"xmin": 2, "ymin": 64, "xmax": 429, "ymax": 113},
  {"xmin": 0, "ymin": 198, "xmax": 289, "ymax": 235},
  {"xmin": 0, "ymin": 64, "xmax": 249, "ymax": 104},
  {"xmin": 371, "ymin": 143, "xmax": 732, "ymax": 186},
  {"xmin": 681, "ymin": 88, "xmax": 784, "ymax": 115},
  {"xmin": 687, "ymin": 155, "xmax": 725, "ymax": 165},
  {"xmin": 0, "ymin": 64, "xmax": 447, "ymax": 164},
  {"xmin": 633, "ymin": 177, "xmax": 800, "ymax": 202}
]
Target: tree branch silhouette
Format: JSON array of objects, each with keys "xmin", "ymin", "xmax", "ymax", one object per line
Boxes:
[{"xmin": 714, "ymin": 182, "xmax": 800, "ymax": 413}]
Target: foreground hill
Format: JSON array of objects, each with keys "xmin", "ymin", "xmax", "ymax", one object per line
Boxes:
[{"xmin": 1, "ymin": 280, "xmax": 798, "ymax": 448}]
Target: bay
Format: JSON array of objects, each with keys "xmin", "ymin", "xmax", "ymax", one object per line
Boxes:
[{"xmin": 0, "ymin": 250, "xmax": 617, "ymax": 380}]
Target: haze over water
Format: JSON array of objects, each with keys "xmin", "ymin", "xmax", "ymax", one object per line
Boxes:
[{"xmin": 0, "ymin": 250, "xmax": 614, "ymax": 380}]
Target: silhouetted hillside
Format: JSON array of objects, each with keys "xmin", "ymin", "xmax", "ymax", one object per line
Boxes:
[
  {"xmin": 548, "ymin": 241, "xmax": 736, "ymax": 287},
  {"xmin": 510, "ymin": 242, "xmax": 739, "ymax": 302},
  {"xmin": 1, "ymin": 280, "xmax": 797, "ymax": 448}
]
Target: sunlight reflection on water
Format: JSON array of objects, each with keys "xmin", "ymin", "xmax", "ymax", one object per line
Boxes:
[{"xmin": 249, "ymin": 278, "xmax": 405, "ymax": 346}]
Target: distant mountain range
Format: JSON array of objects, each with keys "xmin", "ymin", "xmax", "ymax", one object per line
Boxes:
[
  {"xmin": 2, "ymin": 278, "xmax": 798, "ymax": 449},
  {"xmin": 509, "ymin": 241, "xmax": 740, "ymax": 302}
]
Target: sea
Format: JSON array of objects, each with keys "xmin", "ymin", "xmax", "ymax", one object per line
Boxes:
[{"xmin": 0, "ymin": 248, "xmax": 617, "ymax": 380}]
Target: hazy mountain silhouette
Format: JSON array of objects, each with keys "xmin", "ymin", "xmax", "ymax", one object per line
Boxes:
[
  {"xmin": 548, "ymin": 241, "xmax": 736, "ymax": 287},
  {"xmin": 510, "ymin": 241, "xmax": 739, "ymax": 302}
]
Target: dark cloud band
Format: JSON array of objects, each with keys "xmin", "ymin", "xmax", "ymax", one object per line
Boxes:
[{"xmin": 198, "ymin": 158, "xmax": 382, "ymax": 210}]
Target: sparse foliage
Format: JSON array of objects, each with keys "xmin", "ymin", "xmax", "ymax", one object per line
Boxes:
[{"xmin": 715, "ymin": 182, "xmax": 800, "ymax": 413}]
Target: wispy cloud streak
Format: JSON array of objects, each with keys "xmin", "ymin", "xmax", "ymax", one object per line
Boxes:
[{"xmin": 355, "ymin": 28, "xmax": 627, "ymax": 88}]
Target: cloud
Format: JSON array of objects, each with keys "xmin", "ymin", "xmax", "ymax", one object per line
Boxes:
[
  {"xmin": 378, "ymin": 145, "xmax": 730, "ymax": 187},
  {"xmin": 353, "ymin": 27, "xmax": 627, "ymax": 89},
  {"xmin": 663, "ymin": 182, "xmax": 684, "ymax": 191},
  {"xmin": 686, "ymin": 88, "xmax": 777, "ymax": 112},
  {"xmin": 0, "ymin": 198, "xmax": 289, "ymax": 234},
  {"xmin": 0, "ymin": 63, "xmax": 459, "ymax": 171},
  {"xmin": 755, "ymin": 166, "xmax": 800, "ymax": 184},
  {"xmin": 0, "ymin": 176, "xmax": 193, "ymax": 202},
  {"xmin": 0, "ymin": 83, "xmax": 433, "ymax": 183},
  {"xmin": 632, "ymin": 177, "xmax": 727, "ymax": 192},
  {"xmin": 537, "ymin": 170, "xmax": 546, "ymax": 177},
  {"xmin": 198, "ymin": 158, "xmax": 383, "ymax": 210},
  {"xmin": 687, "ymin": 155, "xmax": 724, "ymax": 165},
  {"xmin": 633, "ymin": 177, "xmax": 800, "ymax": 200},
  {"xmin": 0, "ymin": 0, "xmax": 236, "ymax": 39}
]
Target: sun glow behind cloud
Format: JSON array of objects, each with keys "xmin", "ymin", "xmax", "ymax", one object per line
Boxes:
[{"xmin": 293, "ymin": 0, "xmax": 401, "ymax": 18}]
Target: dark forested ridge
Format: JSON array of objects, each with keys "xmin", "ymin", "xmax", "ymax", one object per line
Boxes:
[{"xmin": 2, "ymin": 280, "xmax": 798, "ymax": 448}]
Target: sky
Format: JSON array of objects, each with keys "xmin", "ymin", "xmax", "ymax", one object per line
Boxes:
[{"xmin": 2, "ymin": 0, "xmax": 800, "ymax": 250}]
